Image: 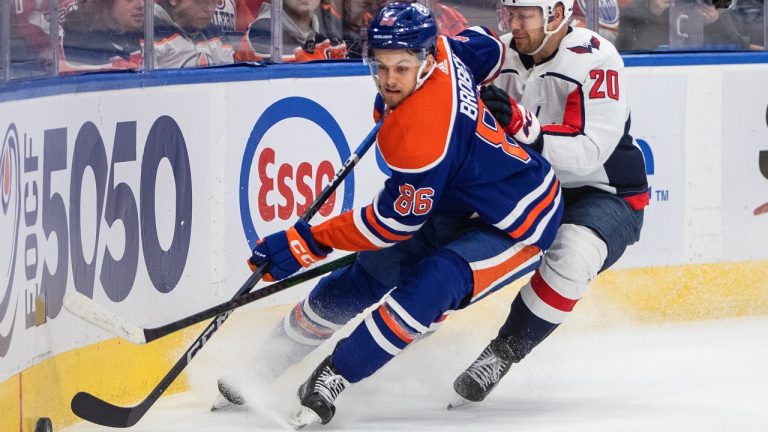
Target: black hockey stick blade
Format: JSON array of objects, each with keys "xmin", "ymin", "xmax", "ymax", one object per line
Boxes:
[
  {"xmin": 69, "ymin": 121, "xmax": 381, "ymax": 428},
  {"xmin": 71, "ymin": 391, "xmax": 149, "ymax": 429}
]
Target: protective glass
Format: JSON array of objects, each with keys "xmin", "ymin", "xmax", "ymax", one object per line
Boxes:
[
  {"xmin": 8, "ymin": 0, "xmax": 58, "ymax": 79},
  {"xmin": 59, "ymin": 0, "xmax": 145, "ymax": 74}
]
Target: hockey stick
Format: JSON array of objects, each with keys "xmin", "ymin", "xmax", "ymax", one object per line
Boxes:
[
  {"xmin": 70, "ymin": 121, "xmax": 381, "ymax": 428},
  {"xmin": 64, "ymin": 253, "xmax": 356, "ymax": 345}
]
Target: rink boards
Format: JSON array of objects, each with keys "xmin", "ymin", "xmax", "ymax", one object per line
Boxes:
[{"xmin": 1, "ymin": 55, "xmax": 768, "ymax": 431}]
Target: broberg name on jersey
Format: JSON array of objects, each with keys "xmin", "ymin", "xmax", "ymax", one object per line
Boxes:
[{"xmin": 453, "ymin": 53, "xmax": 479, "ymax": 120}]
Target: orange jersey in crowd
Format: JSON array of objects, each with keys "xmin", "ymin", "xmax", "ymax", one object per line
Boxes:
[{"xmin": 434, "ymin": 3, "xmax": 468, "ymax": 37}]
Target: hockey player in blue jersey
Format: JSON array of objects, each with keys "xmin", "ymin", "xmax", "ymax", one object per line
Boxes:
[
  {"xmin": 229, "ymin": 2, "xmax": 564, "ymax": 427},
  {"xmin": 450, "ymin": 0, "xmax": 648, "ymax": 406}
]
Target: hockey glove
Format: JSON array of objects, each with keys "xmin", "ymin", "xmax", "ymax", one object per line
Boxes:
[
  {"xmin": 479, "ymin": 85, "xmax": 542, "ymax": 147},
  {"xmin": 294, "ymin": 36, "xmax": 348, "ymax": 62},
  {"xmin": 248, "ymin": 220, "xmax": 331, "ymax": 281}
]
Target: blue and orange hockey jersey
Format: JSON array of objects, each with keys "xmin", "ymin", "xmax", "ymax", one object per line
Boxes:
[{"xmin": 311, "ymin": 27, "xmax": 561, "ymax": 252}]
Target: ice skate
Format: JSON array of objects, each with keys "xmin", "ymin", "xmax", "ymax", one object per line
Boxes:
[
  {"xmin": 288, "ymin": 355, "xmax": 349, "ymax": 429},
  {"xmin": 452, "ymin": 337, "xmax": 518, "ymax": 404},
  {"xmin": 288, "ymin": 406, "xmax": 323, "ymax": 430},
  {"xmin": 446, "ymin": 392, "xmax": 474, "ymax": 410},
  {"xmin": 210, "ymin": 377, "xmax": 247, "ymax": 411}
]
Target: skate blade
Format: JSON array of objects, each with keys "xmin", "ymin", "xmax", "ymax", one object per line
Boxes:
[
  {"xmin": 446, "ymin": 393, "xmax": 474, "ymax": 410},
  {"xmin": 288, "ymin": 406, "xmax": 322, "ymax": 430},
  {"xmin": 210, "ymin": 393, "xmax": 248, "ymax": 412}
]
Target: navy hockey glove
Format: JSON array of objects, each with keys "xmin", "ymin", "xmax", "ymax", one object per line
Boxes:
[
  {"xmin": 480, "ymin": 85, "xmax": 513, "ymax": 127},
  {"xmin": 479, "ymin": 85, "xmax": 542, "ymax": 148},
  {"xmin": 248, "ymin": 220, "xmax": 331, "ymax": 281}
]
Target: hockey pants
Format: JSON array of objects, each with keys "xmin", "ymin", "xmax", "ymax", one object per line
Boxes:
[{"xmin": 282, "ymin": 214, "xmax": 559, "ymax": 383}]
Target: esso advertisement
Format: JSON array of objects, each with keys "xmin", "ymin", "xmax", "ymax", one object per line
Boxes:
[
  {"xmin": 227, "ymin": 81, "xmax": 383, "ymax": 303},
  {"xmin": 239, "ymin": 97, "xmax": 357, "ymax": 249}
]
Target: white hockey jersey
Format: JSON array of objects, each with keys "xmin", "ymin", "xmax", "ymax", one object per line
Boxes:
[{"xmin": 496, "ymin": 27, "xmax": 648, "ymax": 210}]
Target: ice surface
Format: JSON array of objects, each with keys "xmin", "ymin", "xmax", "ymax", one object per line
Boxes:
[{"xmin": 64, "ymin": 301, "xmax": 768, "ymax": 432}]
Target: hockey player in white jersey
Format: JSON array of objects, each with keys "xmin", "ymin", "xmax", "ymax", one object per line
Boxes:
[{"xmin": 451, "ymin": 0, "xmax": 648, "ymax": 405}]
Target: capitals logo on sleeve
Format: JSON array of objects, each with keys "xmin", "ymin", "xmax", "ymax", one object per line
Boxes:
[{"xmin": 567, "ymin": 36, "xmax": 601, "ymax": 54}]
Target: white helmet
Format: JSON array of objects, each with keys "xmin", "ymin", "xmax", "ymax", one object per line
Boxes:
[
  {"xmin": 498, "ymin": 0, "xmax": 573, "ymax": 54},
  {"xmin": 499, "ymin": 0, "xmax": 574, "ymax": 24}
]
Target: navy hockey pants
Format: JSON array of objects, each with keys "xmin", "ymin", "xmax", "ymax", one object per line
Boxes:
[{"xmin": 291, "ymin": 214, "xmax": 559, "ymax": 382}]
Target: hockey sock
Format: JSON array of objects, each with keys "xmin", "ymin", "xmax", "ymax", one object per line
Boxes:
[
  {"xmin": 496, "ymin": 292, "xmax": 559, "ymax": 360},
  {"xmin": 329, "ymin": 299, "xmax": 425, "ymax": 383}
]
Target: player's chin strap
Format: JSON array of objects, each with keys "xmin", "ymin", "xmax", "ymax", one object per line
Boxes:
[
  {"xmin": 414, "ymin": 58, "xmax": 436, "ymax": 91},
  {"xmin": 527, "ymin": 17, "xmax": 569, "ymax": 56}
]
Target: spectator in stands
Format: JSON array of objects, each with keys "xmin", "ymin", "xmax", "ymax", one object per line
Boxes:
[
  {"xmin": 317, "ymin": 0, "xmax": 374, "ymax": 57},
  {"xmin": 154, "ymin": 0, "xmax": 235, "ymax": 68},
  {"xmin": 570, "ymin": 0, "xmax": 622, "ymax": 42},
  {"xmin": 212, "ymin": 0, "xmax": 255, "ymax": 33},
  {"xmin": 615, "ymin": 0, "xmax": 749, "ymax": 50},
  {"xmin": 425, "ymin": 0, "xmax": 468, "ymax": 36},
  {"xmin": 377, "ymin": 0, "xmax": 468, "ymax": 36},
  {"xmin": 211, "ymin": 0, "xmax": 256, "ymax": 53},
  {"xmin": 10, "ymin": 0, "xmax": 78, "ymax": 76},
  {"xmin": 60, "ymin": 0, "xmax": 144, "ymax": 73},
  {"xmin": 727, "ymin": 0, "xmax": 765, "ymax": 48},
  {"xmin": 243, "ymin": 0, "xmax": 269, "ymax": 17},
  {"xmin": 235, "ymin": 0, "xmax": 348, "ymax": 62}
]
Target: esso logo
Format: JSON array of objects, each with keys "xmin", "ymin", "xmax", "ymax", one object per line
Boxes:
[
  {"xmin": 240, "ymin": 97, "xmax": 356, "ymax": 249},
  {"xmin": 0, "ymin": 124, "xmax": 21, "ymax": 353},
  {"xmin": 255, "ymin": 147, "xmax": 336, "ymax": 222}
]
